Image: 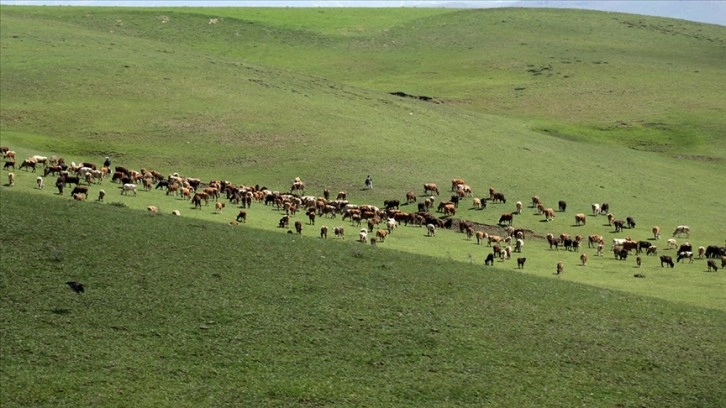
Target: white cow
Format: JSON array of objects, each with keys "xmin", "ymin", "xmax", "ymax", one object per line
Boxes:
[{"xmin": 121, "ymin": 183, "xmax": 137, "ymax": 196}]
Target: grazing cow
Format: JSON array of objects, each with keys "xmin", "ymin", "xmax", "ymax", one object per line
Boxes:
[
  {"xmin": 97, "ymin": 189, "xmax": 106, "ymax": 202},
  {"xmin": 475, "ymin": 231, "xmax": 487, "ymax": 245},
  {"xmin": 359, "ymin": 228, "xmax": 368, "ymax": 243},
  {"xmin": 705, "ymin": 245, "xmax": 722, "ymax": 259},
  {"xmin": 606, "ymin": 213, "xmax": 615, "ymax": 226},
  {"xmin": 667, "ymin": 238, "xmax": 677, "ymax": 250},
  {"xmin": 646, "ymin": 246, "xmax": 658, "ymax": 256},
  {"xmin": 3, "ymin": 150, "xmax": 15, "ymax": 160},
  {"xmin": 517, "ymin": 257, "xmax": 526, "ymax": 269},
  {"xmin": 121, "ymin": 183, "xmax": 137, "ymax": 196},
  {"xmin": 677, "ymin": 243, "xmax": 693, "ymax": 254},
  {"xmin": 677, "ymin": 251, "xmax": 694, "ymax": 264},
  {"xmin": 543, "ymin": 208, "xmax": 556, "ymax": 222},
  {"xmin": 387, "ymin": 218, "xmax": 397, "ymax": 233},
  {"xmin": 613, "ymin": 219, "xmax": 626, "ymax": 232},
  {"xmin": 334, "ymin": 226, "xmax": 345, "ymax": 239},
  {"xmin": 652, "ymin": 226, "xmax": 661, "ymax": 240},
  {"xmin": 531, "ymin": 195, "xmax": 541, "ymax": 208},
  {"xmin": 307, "ymin": 209, "xmax": 316, "ymax": 225},
  {"xmin": 451, "ymin": 179, "xmax": 465, "ymax": 191},
  {"xmin": 515, "ymin": 201, "xmax": 523, "ymax": 214},
  {"xmin": 626, "ymin": 216, "xmax": 636, "ymax": 229},
  {"xmin": 622, "ymin": 240, "xmax": 639, "ymax": 254},
  {"xmin": 580, "ymin": 253, "xmax": 588, "ymax": 266},
  {"xmin": 336, "ymin": 191, "xmax": 346, "ymax": 200},
  {"xmin": 636, "ymin": 256, "xmax": 642, "ymax": 267},
  {"xmin": 514, "ymin": 238, "xmax": 524, "ymax": 253},
  {"xmin": 484, "ymin": 253, "xmax": 495, "ymax": 266},
  {"xmin": 426, "ymin": 223, "xmax": 436, "ymax": 237},
  {"xmin": 575, "ymin": 213, "xmax": 587, "ymax": 226},
  {"xmin": 191, "ymin": 194, "xmax": 203, "ymax": 209},
  {"xmin": 636, "ymin": 241, "xmax": 652, "ymax": 254},
  {"xmin": 320, "ymin": 226, "xmax": 328, "ymax": 239},
  {"xmin": 376, "ymin": 229, "xmax": 388, "ymax": 242},
  {"xmin": 600, "ymin": 203, "xmax": 610, "ymax": 214},
  {"xmin": 405, "ymin": 191, "xmax": 417, "ymax": 203},
  {"xmin": 7, "ymin": 172, "xmax": 15, "ymax": 187},
  {"xmin": 698, "ymin": 246, "xmax": 706, "ymax": 259},
  {"xmin": 558, "ymin": 200, "xmax": 567, "ymax": 212},
  {"xmin": 660, "ymin": 255, "xmax": 675, "ymax": 268},
  {"xmin": 588, "ymin": 234, "xmax": 603, "ymax": 248},
  {"xmin": 215, "ymin": 201, "xmax": 225, "ymax": 213},
  {"xmin": 70, "ymin": 185, "xmax": 89, "ymax": 198},
  {"xmin": 290, "ymin": 181, "xmax": 305, "ymax": 195},
  {"xmin": 3, "ymin": 161, "xmax": 15, "ymax": 170},
  {"xmin": 546, "ymin": 233, "xmax": 559, "ymax": 250},
  {"xmin": 279, "ymin": 215, "xmax": 290, "ymax": 228},
  {"xmin": 384, "ymin": 199, "xmax": 400, "ymax": 210},
  {"xmin": 18, "ymin": 159, "xmax": 37, "ymax": 172},
  {"xmin": 491, "ymin": 192, "xmax": 506, "ymax": 204},
  {"xmin": 673, "ymin": 225, "xmax": 690, "ymax": 237},
  {"xmin": 556, "ymin": 261, "xmax": 564, "ymax": 275},
  {"xmin": 295, "ymin": 221, "xmax": 303, "ymax": 235},
  {"xmin": 455, "ymin": 184, "xmax": 473, "ymax": 197},
  {"xmin": 236, "ymin": 210, "xmax": 247, "ymax": 223},
  {"xmin": 147, "ymin": 205, "xmax": 159, "ymax": 214},
  {"xmin": 423, "ymin": 183, "xmax": 439, "ymax": 195},
  {"xmin": 597, "ymin": 243, "xmax": 604, "ymax": 257},
  {"xmin": 591, "ymin": 203, "xmax": 601, "ymax": 216},
  {"xmin": 498, "ymin": 213, "xmax": 514, "ymax": 226},
  {"xmin": 614, "ymin": 247, "xmax": 629, "ymax": 260},
  {"xmin": 442, "ymin": 204, "xmax": 456, "ymax": 216},
  {"xmin": 707, "ymin": 259, "xmax": 719, "ymax": 272}
]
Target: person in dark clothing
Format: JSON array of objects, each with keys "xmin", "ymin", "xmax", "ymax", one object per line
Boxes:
[{"xmin": 103, "ymin": 156, "xmax": 111, "ymax": 168}]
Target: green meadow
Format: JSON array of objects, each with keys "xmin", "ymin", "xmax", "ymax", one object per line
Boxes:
[{"xmin": 1, "ymin": 6, "xmax": 725, "ymax": 407}]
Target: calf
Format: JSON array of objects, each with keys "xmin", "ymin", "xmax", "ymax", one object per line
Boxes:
[
  {"xmin": 626, "ymin": 216, "xmax": 636, "ymax": 229},
  {"xmin": 320, "ymin": 226, "xmax": 328, "ymax": 239},
  {"xmin": 558, "ymin": 200, "xmax": 567, "ymax": 212},
  {"xmin": 556, "ymin": 261, "xmax": 564, "ymax": 275},
  {"xmin": 236, "ymin": 210, "xmax": 247, "ymax": 223},
  {"xmin": 707, "ymin": 259, "xmax": 719, "ymax": 272},
  {"xmin": 676, "ymin": 251, "xmax": 694, "ymax": 264},
  {"xmin": 660, "ymin": 255, "xmax": 674, "ymax": 268},
  {"xmin": 516, "ymin": 257, "xmax": 526, "ymax": 269},
  {"xmin": 484, "ymin": 253, "xmax": 495, "ymax": 266},
  {"xmin": 334, "ymin": 226, "xmax": 345, "ymax": 239},
  {"xmin": 295, "ymin": 221, "xmax": 303, "ymax": 235},
  {"xmin": 574, "ymin": 213, "xmax": 587, "ymax": 226}
]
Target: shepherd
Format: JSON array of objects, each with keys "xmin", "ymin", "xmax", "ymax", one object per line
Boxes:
[{"xmin": 365, "ymin": 175, "xmax": 373, "ymax": 190}]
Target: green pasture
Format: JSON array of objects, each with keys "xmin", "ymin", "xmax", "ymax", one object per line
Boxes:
[{"xmin": 1, "ymin": 5, "xmax": 725, "ymax": 407}]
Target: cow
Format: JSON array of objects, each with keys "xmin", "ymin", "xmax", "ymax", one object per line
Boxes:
[
  {"xmin": 652, "ymin": 226, "xmax": 661, "ymax": 240},
  {"xmin": 484, "ymin": 253, "xmax": 495, "ymax": 266},
  {"xmin": 574, "ymin": 213, "xmax": 587, "ymax": 226},
  {"xmin": 359, "ymin": 228, "xmax": 368, "ymax": 243},
  {"xmin": 451, "ymin": 178, "xmax": 465, "ymax": 191},
  {"xmin": 514, "ymin": 238, "xmax": 524, "ymax": 253},
  {"xmin": 637, "ymin": 241, "xmax": 652, "ymax": 254},
  {"xmin": 546, "ymin": 233, "xmax": 559, "ymax": 250},
  {"xmin": 97, "ymin": 189, "xmax": 106, "ymax": 202},
  {"xmin": 614, "ymin": 247, "xmax": 629, "ymax": 260},
  {"xmin": 236, "ymin": 210, "xmax": 247, "ymax": 223},
  {"xmin": 498, "ymin": 213, "xmax": 514, "ymax": 226},
  {"xmin": 426, "ymin": 224, "xmax": 436, "ymax": 237},
  {"xmin": 18, "ymin": 159, "xmax": 37, "ymax": 172},
  {"xmin": 36, "ymin": 176, "xmax": 44, "ymax": 190},
  {"xmin": 423, "ymin": 183, "xmax": 439, "ymax": 195},
  {"xmin": 3, "ymin": 161, "xmax": 15, "ymax": 170},
  {"xmin": 660, "ymin": 255, "xmax": 674, "ymax": 268},
  {"xmin": 698, "ymin": 246, "xmax": 706, "ymax": 259},
  {"xmin": 600, "ymin": 203, "xmax": 610, "ymax": 214},
  {"xmin": 491, "ymin": 192, "xmax": 506, "ymax": 204},
  {"xmin": 558, "ymin": 200, "xmax": 567, "ymax": 212},
  {"xmin": 705, "ymin": 245, "xmax": 722, "ymax": 259},
  {"xmin": 121, "ymin": 183, "xmax": 137, "ymax": 196},
  {"xmin": 673, "ymin": 225, "xmax": 690, "ymax": 237},
  {"xmin": 646, "ymin": 246, "xmax": 658, "ymax": 256},
  {"xmin": 320, "ymin": 226, "xmax": 328, "ymax": 239},
  {"xmin": 442, "ymin": 204, "xmax": 456, "ymax": 216},
  {"xmin": 516, "ymin": 257, "xmax": 526, "ymax": 269},
  {"xmin": 7, "ymin": 172, "xmax": 14, "ymax": 187},
  {"xmin": 626, "ymin": 216, "xmax": 636, "ymax": 229},
  {"xmin": 295, "ymin": 221, "xmax": 303, "ymax": 235},
  {"xmin": 591, "ymin": 203, "xmax": 601, "ymax": 216},
  {"xmin": 556, "ymin": 261, "xmax": 564, "ymax": 275},
  {"xmin": 667, "ymin": 238, "xmax": 678, "ymax": 250},
  {"xmin": 405, "ymin": 191, "xmax": 417, "ymax": 204},
  {"xmin": 215, "ymin": 201, "xmax": 225, "ymax": 214},
  {"xmin": 707, "ymin": 259, "xmax": 719, "ymax": 272},
  {"xmin": 543, "ymin": 208, "xmax": 556, "ymax": 222},
  {"xmin": 531, "ymin": 195, "xmax": 541, "ymax": 208},
  {"xmin": 70, "ymin": 185, "xmax": 89, "ymax": 197},
  {"xmin": 290, "ymin": 181, "xmax": 305, "ymax": 195},
  {"xmin": 514, "ymin": 201, "xmax": 523, "ymax": 214},
  {"xmin": 334, "ymin": 226, "xmax": 345, "ymax": 239},
  {"xmin": 580, "ymin": 253, "xmax": 588, "ymax": 266},
  {"xmin": 677, "ymin": 251, "xmax": 694, "ymax": 264},
  {"xmin": 384, "ymin": 199, "xmax": 400, "ymax": 210},
  {"xmin": 588, "ymin": 234, "xmax": 603, "ymax": 248},
  {"xmin": 376, "ymin": 229, "xmax": 388, "ymax": 242},
  {"xmin": 677, "ymin": 243, "xmax": 693, "ymax": 254}
]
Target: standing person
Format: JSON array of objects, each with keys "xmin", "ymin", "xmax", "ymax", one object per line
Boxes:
[
  {"xmin": 365, "ymin": 175, "xmax": 373, "ymax": 190},
  {"xmin": 103, "ymin": 156, "xmax": 111, "ymax": 169}
]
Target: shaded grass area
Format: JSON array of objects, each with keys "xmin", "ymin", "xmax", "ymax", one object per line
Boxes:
[{"xmin": 1, "ymin": 191, "xmax": 725, "ymax": 407}]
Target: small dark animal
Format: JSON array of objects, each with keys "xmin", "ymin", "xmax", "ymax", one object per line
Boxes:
[
  {"xmin": 558, "ymin": 200, "xmax": 567, "ymax": 212},
  {"xmin": 634, "ymin": 273, "xmax": 646, "ymax": 278},
  {"xmin": 626, "ymin": 216, "xmax": 636, "ymax": 229},
  {"xmin": 660, "ymin": 255, "xmax": 674, "ymax": 268},
  {"xmin": 707, "ymin": 259, "xmax": 718, "ymax": 272},
  {"xmin": 484, "ymin": 253, "xmax": 495, "ymax": 266},
  {"xmin": 66, "ymin": 281, "xmax": 85, "ymax": 294},
  {"xmin": 517, "ymin": 257, "xmax": 526, "ymax": 269}
]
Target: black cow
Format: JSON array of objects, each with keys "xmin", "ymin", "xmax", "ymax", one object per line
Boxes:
[
  {"xmin": 558, "ymin": 200, "xmax": 567, "ymax": 212},
  {"xmin": 705, "ymin": 245, "xmax": 723, "ymax": 259},
  {"xmin": 614, "ymin": 248, "xmax": 628, "ymax": 260},
  {"xmin": 660, "ymin": 255, "xmax": 675, "ymax": 268},
  {"xmin": 677, "ymin": 243, "xmax": 693, "ymax": 254},
  {"xmin": 637, "ymin": 241, "xmax": 652, "ymax": 253},
  {"xmin": 484, "ymin": 253, "xmax": 495, "ymax": 266},
  {"xmin": 626, "ymin": 216, "xmax": 636, "ymax": 229},
  {"xmin": 3, "ymin": 161, "xmax": 15, "ymax": 170},
  {"xmin": 383, "ymin": 199, "xmax": 400, "ymax": 210},
  {"xmin": 613, "ymin": 219, "xmax": 626, "ymax": 233}
]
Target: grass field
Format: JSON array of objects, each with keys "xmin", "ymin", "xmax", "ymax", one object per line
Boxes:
[{"xmin": 1, "ymin": 5, "xmax": 725, "ymax": 407}]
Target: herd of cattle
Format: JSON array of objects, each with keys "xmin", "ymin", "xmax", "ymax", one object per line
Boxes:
[{"xmin": 3, "ymin": 147, "xmax": 725, "ymax": 274}]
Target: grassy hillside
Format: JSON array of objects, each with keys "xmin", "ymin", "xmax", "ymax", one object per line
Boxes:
[
  {"xmin": 1, "ymin": 5, "xmax": 725, "ymax": 407},
  {"xmin": 1, "ymin": 191, "xmax": 724, "ymax": 407}
]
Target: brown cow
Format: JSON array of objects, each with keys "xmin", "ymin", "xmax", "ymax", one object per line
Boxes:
[
  {"xmin": 236, "ymin": 210, "xmax": 247, "ymax": 223},
  {"xmin": 424, "ymin": 183, "xmax": 439, "ymax": 195},
  {"xmin": 556, "ymin": 261, "xmax": 564, "ymax": 275},
  {"xmin": 543, "ymin": 208, "xmax": 556, "ymax": 221},
  {"xmin": 320, "ymin": 226, "xmax": 328, "ymax": 239},
  {"xmin": 294, "ymin": 220, "xmax": 303, "ymax": 235},
  {"xmin": 580, "ymin": 253, "xmax": 588, "ymax": 266},
  {"xmin": 451, "ymin": 178, "xmax": 465, "ymax": 191},
  {"xmin": 498, "ymin": 213, "xmax": 514, "ymax": 226},
  {"xmin": 405, "ymin": 191, "xmax": 417, "ymax": 203},
  {"xmin": 376, "ymin": 229, "xmax": 388, "ymax": 242},
  {"xmin": 707, "ymin": 259, "xmax": 718, "ymax": 272},
  {"xmin": 575, "ymin": 213, "xmax": 587, "ymax": 226}
]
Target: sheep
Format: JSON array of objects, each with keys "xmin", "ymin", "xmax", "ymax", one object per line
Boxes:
[
  {"xmin": 359, "ymin": 228, "xmax": 368, "ymax": 243},
  {"xmin": 652, "ymin": 225, "xmax": 661, "ymax": 240},
  {"xmin": 215, "ymin": 201, "xmax": 225, "ymax": 214},
  {"xmin": 97, "ymin": 189, "xmax": 106, "ymax": 202},
  {"xmin": 7, "ymin": 172, "xmax": 14, "ymax": 187},
  {"xmin": 147, "ymin": 205, "xmax": 159, "ymax": 214},
  {"xmin": 172, "ymin": 210, "xmax": 181, "ymax": 216},
  {"xmin": 36, "ymin": 176, "xmax": 44, "ymax": 190},
  {"xmin": 426, "ymin": 223, "xmax": 436, "ymax": 237}
]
